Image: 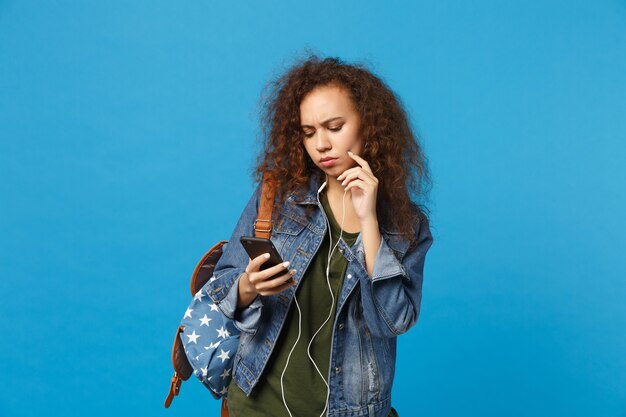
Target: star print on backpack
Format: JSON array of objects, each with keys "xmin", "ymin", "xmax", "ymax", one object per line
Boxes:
[{"xmin": 179, "ymin": 286, "xmax": 240, "ymax": 399}]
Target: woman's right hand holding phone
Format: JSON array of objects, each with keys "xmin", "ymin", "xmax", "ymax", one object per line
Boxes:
[{"xmin": 237, "ymin": 253, "xmax": 297, "ymax": 309}]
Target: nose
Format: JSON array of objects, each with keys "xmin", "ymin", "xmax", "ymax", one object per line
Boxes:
[{"xmin": 315, "ymin": 129, "xmax": 331, "ymax": 152}]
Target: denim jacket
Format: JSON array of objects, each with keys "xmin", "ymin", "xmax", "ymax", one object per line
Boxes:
[{"xmin": 205, "ymin": 171, "xmax": 433, "ymax": 417}]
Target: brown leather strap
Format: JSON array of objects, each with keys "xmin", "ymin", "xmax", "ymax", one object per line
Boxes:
[
  {"xmin": 221, "ymin": 398, "xmax": 229, "ymax": 417},
  {"xmin": 164, "ymin": 372, "xmax": 181, "ymax": 408},
  {"xmin": 255, "ymin": 171, "xmax": 276, "ymax": 239},
  {"xmin": 165, "ymin": 327, "xmax": 190, "ymax": 408}
]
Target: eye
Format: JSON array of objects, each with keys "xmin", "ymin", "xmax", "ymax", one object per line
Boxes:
[
  {"xmin": 303, "ymin": 131, "xmax": 315, "ymax": 138},
  {"xmin": 329, "ymin": 125, "xmax": 343, "ymax": 132}
]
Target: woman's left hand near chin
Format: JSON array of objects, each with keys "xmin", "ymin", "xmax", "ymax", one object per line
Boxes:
[{"xmin": 336, "ymin": 151, "xmax": 379, "ymax": 223}]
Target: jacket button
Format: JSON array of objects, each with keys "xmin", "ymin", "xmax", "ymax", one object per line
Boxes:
[
  {"xmin": 335, "ymin": 367, "xmax": 342, "ymax": 374},
  {"xmin": 347, "ymin": 274, "xmax": 352, "ymax": 279}
]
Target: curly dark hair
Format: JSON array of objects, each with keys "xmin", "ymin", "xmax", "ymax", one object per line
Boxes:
[{"xmin": 251, "ymin": 54, "xmax": 432, "ymax": 243}]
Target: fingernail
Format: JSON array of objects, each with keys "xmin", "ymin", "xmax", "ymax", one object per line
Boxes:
[
  {"xmin": 283, "ymin": 261, "xmax": 290, "ymax": 267},
  {"xmin": 290, "ymin": 269, "xmax": 297, "ymax": 274},
  {"xmin": 264, "ymin": 253, "xmax": 270, "ymax": 258}
]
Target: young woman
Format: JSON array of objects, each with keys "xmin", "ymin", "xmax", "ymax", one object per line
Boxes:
[{"xmin": 205, "ymin": 55, "xmax": 434, "ymax": 417}]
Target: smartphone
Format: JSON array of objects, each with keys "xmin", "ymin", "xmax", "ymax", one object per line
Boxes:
[{"xmin": 239, "ymin": 236, "xmax": 293, "ymax": 283}]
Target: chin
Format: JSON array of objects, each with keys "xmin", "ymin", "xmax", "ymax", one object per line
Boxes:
[{"xmin": 319, "ymin": 164, "xmax": 342, "ymax": 172}]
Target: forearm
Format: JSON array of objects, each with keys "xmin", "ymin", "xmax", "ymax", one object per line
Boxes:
[
  {"xmin": 360, "ymin": 217, "xmax": 381, "ymax": 278},
  {"xmin": 236, "ymin": 272, "xmax": 259, "ymax": 309}
]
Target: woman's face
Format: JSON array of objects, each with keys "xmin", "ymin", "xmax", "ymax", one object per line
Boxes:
[{"xmin": 300, "ymin": 84, "xmax": 364, "ymax": 176}]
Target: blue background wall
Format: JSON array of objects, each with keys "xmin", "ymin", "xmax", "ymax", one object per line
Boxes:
[{"xmin": 1, "ymin": 1, "xmax": 624, "ymax": 416}]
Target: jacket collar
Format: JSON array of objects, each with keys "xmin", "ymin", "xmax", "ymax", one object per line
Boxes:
[{"xmin": 291, "ymin": 170, "xmax": 327, "ymax": 205}]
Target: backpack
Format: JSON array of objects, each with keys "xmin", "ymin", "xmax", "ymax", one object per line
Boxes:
[{"xmin": 165, "ymin": 172, "xmax": 277, "ymax": 415}]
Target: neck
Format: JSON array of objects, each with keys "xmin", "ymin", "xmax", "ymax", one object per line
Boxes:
[{"xmin": 323, "ymin": 173, "xmax": 349, "ymax": 198}]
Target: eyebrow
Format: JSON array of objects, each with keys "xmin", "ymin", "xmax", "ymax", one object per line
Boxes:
[{"xmin": 301, "ymin": 117, "xmax": 344, "ymax": 128}]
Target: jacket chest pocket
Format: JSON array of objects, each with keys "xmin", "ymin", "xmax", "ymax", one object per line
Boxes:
[{"xmin": 270, "ymin": 214, "xmax": 308, "ymax": 256}]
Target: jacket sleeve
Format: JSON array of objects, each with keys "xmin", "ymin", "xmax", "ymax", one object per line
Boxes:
[
  {"xmin": 203, "ymin": 182, "xmax": 265, "ymax": 334},
  {"xmin": 357, "ymin": 214, "xmax": 434, "ymax": 338}
]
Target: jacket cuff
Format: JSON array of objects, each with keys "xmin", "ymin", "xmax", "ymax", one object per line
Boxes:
[{"xmin": 370, "ymin": 237, "xmax": 406, "ymax": 282}]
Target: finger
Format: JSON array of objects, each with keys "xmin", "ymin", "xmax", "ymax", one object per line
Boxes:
[
  {"xmin": 344, "ymin": 179, "xmax": 370, "ymax": 193},
  {"xmin": 337, "ymin": 167, "xmax": 361, "ymax": 181},
  {"xmin": 249, "ymin": 253, "xmax": 271, "ymax": 270},
  {"xmin": 337, "ymin": 166, "xmax": 364, "ymax": 181},
  {"xmin": 340, "ymin": 170, "xmax": 376, "ymax": 187},
  {"xmin": 255, "ymin": 269, "xmax": 297, "ymax": 291},
  {"xmin": 249, "ymin": 260, "xmax": 291, "ymax": 283},
  {"xmin": 347, "ymin": 151, "xmax": 372, "ymax": 172},
  {"xmin": 258, "ymin": 279, "xmax": 297, "ymax": 296},
  {"xmin": 337, "ymin": 166, "xmax": 376, "ymax": 183}
]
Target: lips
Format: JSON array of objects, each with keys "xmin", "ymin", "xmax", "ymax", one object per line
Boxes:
[{"xmin": 319, "ymin": 157, "xmax": 337, "ymax": 167}]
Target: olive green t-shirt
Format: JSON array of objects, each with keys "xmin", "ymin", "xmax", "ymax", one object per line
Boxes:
[{"xmin": 227, "ymin": 189, "xmax": 359, "ymax": 417}]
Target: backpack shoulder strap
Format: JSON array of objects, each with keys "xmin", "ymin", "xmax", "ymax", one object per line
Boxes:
[{"xmin": 254, "ymin": 171, "xmax": 277, "ymax": 239}]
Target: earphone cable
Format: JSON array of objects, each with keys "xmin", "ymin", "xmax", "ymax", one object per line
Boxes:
[{"xmin": 280, "ymin": 178, "xmax": 349, "ymax": 417}]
